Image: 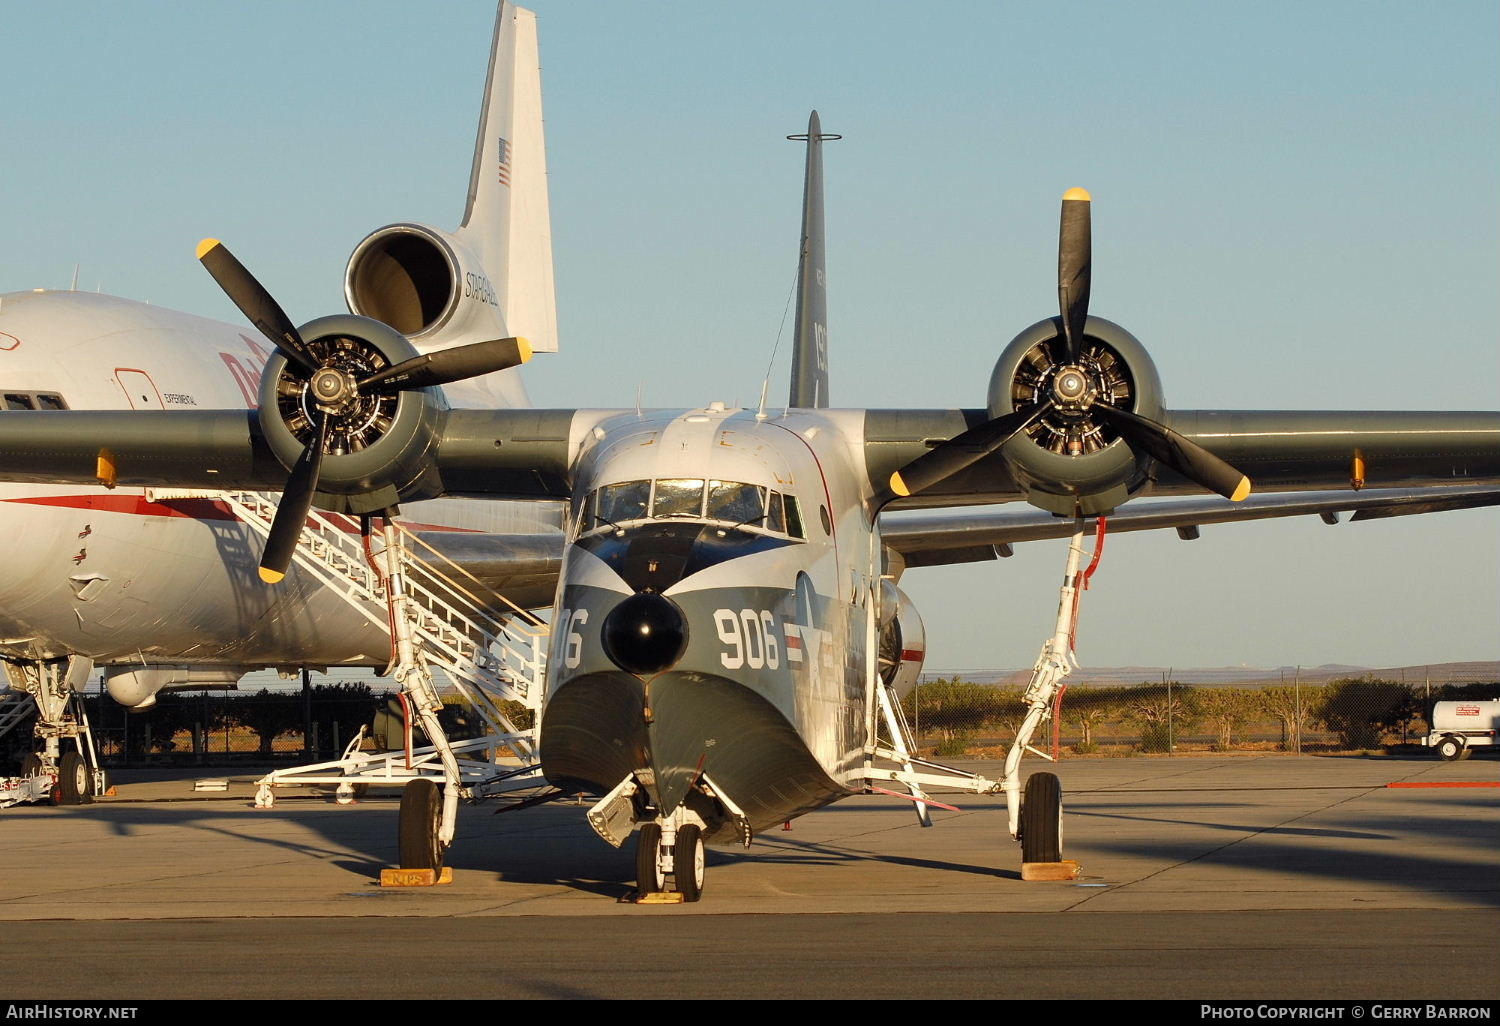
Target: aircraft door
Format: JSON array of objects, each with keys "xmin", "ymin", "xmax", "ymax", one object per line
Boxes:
[{"xmin": 114, "ymin": 369, "xmax": 166, "ymax": 409}]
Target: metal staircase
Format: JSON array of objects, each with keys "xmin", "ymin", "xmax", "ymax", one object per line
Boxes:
[{"xmin": 180, "ymin": 491, "xmax": 552, "ymax": 810}]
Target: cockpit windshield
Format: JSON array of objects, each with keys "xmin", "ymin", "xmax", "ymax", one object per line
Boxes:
[{"xmin": 580, "ymin": 478, "xmax": 805, "ymax": 539}]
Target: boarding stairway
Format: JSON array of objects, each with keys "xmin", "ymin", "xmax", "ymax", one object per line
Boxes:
[{"xmin": 163, "ymin": 490, "xmax": 552, "ymax": 807}]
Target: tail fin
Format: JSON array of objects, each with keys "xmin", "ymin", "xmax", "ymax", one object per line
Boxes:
[
  {"xmin": 456, "ymin": 2, "xmax": 557, "ymax": 354},
  {"xmin": 787, "ymin": 111, "xmax": 839, "ymax": 408}
]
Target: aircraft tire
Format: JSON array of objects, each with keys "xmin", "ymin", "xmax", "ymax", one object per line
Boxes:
[
  {"xmin": 398, "ymin": 778, "xmax": 444, "ymax": 871},
  {"xmin": 58, "ymin": 751, "xmax": 91, "ymax": 805},
  {"xmin": 636, "ymin": 824, "xmax": 664, "ymax": 895},
  {"xmin": 20, "ymin": 753, "xmax": 42, "ymax": 779},
  {"xmin": 674, "ymin": 824, "xmax": 705, "ymax": 902},
  {"xmin": 1020, "ymin": 771, "xmax": 1063, "ymax": 864},
  {"xmin": 1437, "ymin": 736, "xmax": 1464, "ymax": 762}
]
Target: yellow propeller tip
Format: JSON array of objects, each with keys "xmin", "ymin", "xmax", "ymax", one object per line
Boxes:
[
  {"xmin": 515, "ymin": 336, "xmax": 533, "ymax": 363},
  {"xmin": 889, "ymin": 472, "xmax": 911, "ymax": 498},
  {"xmin": 1062, "ymin": 187, "xmax": 1091, "ymax": 202},
  {"xmin": 258, "ymin": 567, "xmax": 285, "ymax": 585},
  {"xmin": 1230, "ymin": 477, "xmax": 1252, "ymax": 502},
  {"xmin": 196, "ymin": 238, "xmax": 221, "ymax": 260}
]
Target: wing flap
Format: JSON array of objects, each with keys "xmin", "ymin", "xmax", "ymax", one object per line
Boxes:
[{"xmin": 882, "ymin": 484, "xmax": 1500, "ymax": 566}]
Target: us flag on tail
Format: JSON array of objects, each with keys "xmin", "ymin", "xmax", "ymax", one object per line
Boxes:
[{"xmin": 496, "ymin": 137, "xmax": 512, "ymax": 187}]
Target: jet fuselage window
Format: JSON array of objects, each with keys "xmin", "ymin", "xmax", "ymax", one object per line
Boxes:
[{"xmin": 0, "ymin": 391, "xmax": 68, "ymax": 411}]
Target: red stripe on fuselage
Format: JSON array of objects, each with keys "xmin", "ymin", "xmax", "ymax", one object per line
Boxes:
[
  {"xmin": 3, "ymin": 494, "xmax": 239, "ymax": 520},
  {"xmin": 0, "ymin": 494, "xmax": 479, "ymax": 533}
]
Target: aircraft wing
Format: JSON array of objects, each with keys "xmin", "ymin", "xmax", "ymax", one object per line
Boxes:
[
  {"xmin": 864, "ymin": 409, "xmax": 1500, "ymax": 510},
  {"xmin": 880, "ymin": 484, "xmax": 1500, "ymax": 568},
  {"xmin": 0, "ymin": 410, "xmax": 286, "ymax": 489}
]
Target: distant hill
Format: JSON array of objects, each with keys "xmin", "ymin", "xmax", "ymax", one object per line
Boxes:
[{"xmin": 926, "ymin": 661, "xmax": 1499, "ymax": 688}]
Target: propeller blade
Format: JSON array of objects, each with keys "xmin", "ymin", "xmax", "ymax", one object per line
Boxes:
[
  {"xmin": 1094, "ymin": 404, "xmax": 1251, "ymax": 502},
  {"xmin": 356, "ymin": 337, "xmax": 532, "ymax": 393},
  {"xmin": 1057, "ymin": 188, "xmax": 1092, "ymax": 364},
  {"xmin": 258, "ymin": 411, "xmax": 329, "ymax": 584},
  {"xmin": 196, "ymin": 239, "xmax": 319, "ymax": 376},
  {"xmin": 889, "ymin": 401, "xmax": 1053, "ymax": 498}
]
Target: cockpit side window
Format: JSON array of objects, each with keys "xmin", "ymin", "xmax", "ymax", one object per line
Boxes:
[
  {"xmin": 597, "ymin": 479, "xmax": 650, "ymax": 525},
  {"xmin": 766, "ymin": 491, "xmax": 786, "ymax": 534},
  {"xmin": 707, "ymin": 480, "xmax": 765, "ymax": 525},
  {"xmin": 652, "ymin": 479, "xmax": 705, "ymax": 519},
  {"xmin": 784, "ymin": 494, "xmax": 806, "ymax": 539}
]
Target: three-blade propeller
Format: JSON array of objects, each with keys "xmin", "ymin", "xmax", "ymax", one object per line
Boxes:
[
  {"xmin": 197, "ymin": 239, "xmax": 531, "ymax": 583},
  {"xmin": 887, "ymin": 191, "xmax": 1250, "ymax": 506}
]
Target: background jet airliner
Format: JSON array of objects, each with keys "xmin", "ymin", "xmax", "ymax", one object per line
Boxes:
[
  {"xmin": 1, "ymin": 3, "xmax": 1495, "ymax": 897},
  {"xmin": 0, "ymin": 3, "xmax": 563, "ymax": 800}
]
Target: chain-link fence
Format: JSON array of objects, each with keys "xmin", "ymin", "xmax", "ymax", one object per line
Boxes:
[
  {"xmin": 77, "ymin": 679, "xmax": 392, "ymax": 767},
  {"xmin": 903, "ymin": 676, "xmax": 1500, "ymax": 757},
  {"xmin": 7, "ymin": 670, "xmax": 1496, "ymax": 770}
]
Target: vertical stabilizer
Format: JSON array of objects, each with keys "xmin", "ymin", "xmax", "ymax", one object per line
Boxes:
[
  {"xmin": 457, "ymin": 2, "xmax": 558, "ymax": 354},
  {"xmin": 787, "ymin": 112, "xmax": 840, "ymax": 408}
]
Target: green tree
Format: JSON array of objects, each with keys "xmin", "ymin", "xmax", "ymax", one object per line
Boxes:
[
  {"xmin": 310, "ymin": 682, "xmax": 381, "ymax": 755},
  {"xmin": 1122, "ymin": 683, "xmax": 1200, "ymax": 753},
  {"xmin": 1260, "ymin": 685, "xmax": 1313, "ymax": 751},
  {"xmin": 1313, "ymin": 677, "xmax": 1412, "ymax": 750},
  {"xmin": 1196, "ymin": 688, "xmax": 1257, "ymax": 750},
  {"xmin": 1062, "ymin": 686, "xmax": 1129, "ymax": 750},
  {"xmin": 229, "ymin": 689, "xmax": 304, "ymax": 756}
]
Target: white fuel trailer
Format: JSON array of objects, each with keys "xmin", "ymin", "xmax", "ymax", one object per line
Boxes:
[{"xmin": 1423, "ymin": 699, "xmax": 1499, "ymax": 760}]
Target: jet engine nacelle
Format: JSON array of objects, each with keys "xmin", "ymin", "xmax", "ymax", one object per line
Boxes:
[
  {"xmin": 877, "ymin": 580, "xmax": 926, "ymax": 699},
  {"xmin": 344, "ymin": 223, "xmax": 507, "ymax": 346},
  {"xmin": 104, "ymin": 665, "xmax": 243, "ymax": 711},
  {"xmin": 987, "ymin": 315, "xmax": 1165, "ymax": 515},
  {"xmin": 257, "ymin": 314, "xmax": 448, "ymax": 514}
]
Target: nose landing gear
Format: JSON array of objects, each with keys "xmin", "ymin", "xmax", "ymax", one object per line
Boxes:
[{"xmin": 632, "ymin": 817, "xmax": 706, "ymax": 903}]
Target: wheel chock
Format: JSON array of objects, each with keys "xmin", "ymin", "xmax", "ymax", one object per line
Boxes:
[
  {"xmin": 1021, "ymin": 860, "xmax": 1081, "ymax": 881},
  {"xmin": 626, "ymin": 890, "xmax": 685, "ymax": 904},
  {"xmin": 379, "ymin": 867, "xmax": 454, "ymax": 887}
]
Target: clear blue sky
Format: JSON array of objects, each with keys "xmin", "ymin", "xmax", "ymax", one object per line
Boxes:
[{"xmin": 4, "ymin": 1, "xmax": 1496, "ymax": 670}]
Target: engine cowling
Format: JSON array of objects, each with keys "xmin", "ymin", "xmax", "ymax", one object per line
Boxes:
[
  {"xmin": 257, "ymin": 314, "xmax": 447, "ymax": 514},
  {"xmin": 877, "ymin": 580, "xmax": 926, "ymax": 699},
  {"xmin": 987, "ymin": 315, "xmax": 1165, "ymax": 515},
  {"xmin": 344, "ymin": 223, "xmax": 506, "ymax": 345}
]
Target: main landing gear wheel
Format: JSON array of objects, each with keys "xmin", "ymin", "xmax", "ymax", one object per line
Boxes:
[
  {"xmin": 58, "ymin": 751, "xmax": 92, "ymax": 806},
  {"xmin": 1436, "ymin": 736, "xmax": 1465, "ymax": 762},
  {"xmin": 398, "ymin": 778, "xmax": 445, "ymax": 871},
  {"xmin": 673, "ymin": 824, "xmax": 705, "ymax": 903},
  {"xmin": 20, "ymin": 753, "xmax": 42, "ymax": 779},
  {"xmin": 1020, "ymin": 772, "xmax": 1063, "ymax": 864},
  {"xmin": 636, "ymin": 823, "xmax": 665, "ymax": 894}
]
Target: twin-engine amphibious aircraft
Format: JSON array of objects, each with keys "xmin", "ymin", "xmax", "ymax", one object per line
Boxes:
[{"xmin": 3, "ymin": 3, "xmax": 1497, "ymax": 896}]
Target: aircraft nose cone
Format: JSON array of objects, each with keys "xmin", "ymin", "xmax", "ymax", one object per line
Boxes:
[{"xmin": 601, "ymin": 591, "xmax": 689, "ymax": 676}]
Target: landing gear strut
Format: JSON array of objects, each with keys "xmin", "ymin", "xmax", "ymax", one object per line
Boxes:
[{"xmin": 1003, "ymin": 516, "xmax": 1104, "ymax": 875}]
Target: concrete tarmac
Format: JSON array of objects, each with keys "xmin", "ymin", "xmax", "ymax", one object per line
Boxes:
[{"xmin": 1, "ymin": 753, "xmax": 1496, "ymax": 1000}]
